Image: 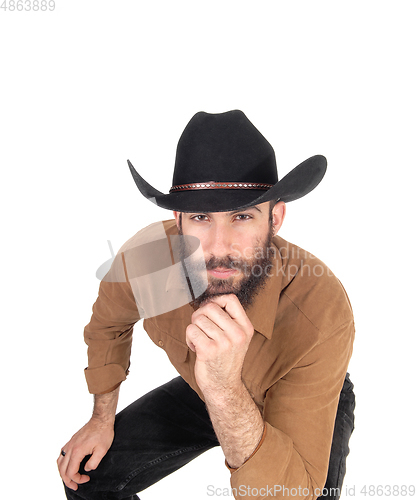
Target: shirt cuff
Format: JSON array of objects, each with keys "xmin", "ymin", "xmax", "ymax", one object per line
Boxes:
[
  {"xmin": 228, "ymin": 422, "xmax": 294, "ymax": 494},
  {"xmin": 84, "ymin": 363, "xmax": 128, "ymax": 394},
  {"xmin": 225, "ymin": 424, "xmax": 267, "ymax": 473}
]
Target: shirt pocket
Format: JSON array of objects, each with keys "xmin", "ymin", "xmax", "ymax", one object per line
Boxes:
[{"xmin": 143, "ymin": 318, "xmax": 189, "ymax": 367}]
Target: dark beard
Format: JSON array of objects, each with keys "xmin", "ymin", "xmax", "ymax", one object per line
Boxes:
[{"xmin": 178, "ymin": 223, "xmax": 275, "ymax": 310}]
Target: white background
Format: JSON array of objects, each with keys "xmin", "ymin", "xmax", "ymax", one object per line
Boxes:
[{"xmin": 1, "ymin": 1, "xmax": 416, "ymax": 498}]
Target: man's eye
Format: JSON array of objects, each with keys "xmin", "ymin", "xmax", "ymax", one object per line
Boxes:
[
  {"xmin": 235, "ymin": 214, "xmax": 252, "ymax": 221},
  {"xmin": 191, "ymin": 215, "xmax": 209, "ymax": 221}
]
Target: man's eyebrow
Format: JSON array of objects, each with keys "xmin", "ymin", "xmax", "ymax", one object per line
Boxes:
[
  {"xmin": 187, "ymin": 206, "xmax": 262, "ymax": 216},
  {"xmin": 229, "ymin": 206, "xmax": 262, "ymax": 215}
]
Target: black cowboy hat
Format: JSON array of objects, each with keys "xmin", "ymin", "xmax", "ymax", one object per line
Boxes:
[{"xmin": 127, "ymin": 110, "xmax": 327, "ymax": 213}]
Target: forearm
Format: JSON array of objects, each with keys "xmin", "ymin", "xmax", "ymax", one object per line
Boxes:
[
  {"xmin": 92, "ymin": 385, "xmax": 120, "ymax": 425},
  {"xmin": 203, "ymin": 382, "xmax": 264, "ymax": 469}
]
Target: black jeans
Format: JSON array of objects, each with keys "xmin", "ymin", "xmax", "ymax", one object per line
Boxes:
[
  {"xmin": 64, "ymin": 375, "xmax": 355, "ymax": 500},
  {"xmin": 318, "ymin": 374, "xmax": 355, "ymax": 500}
]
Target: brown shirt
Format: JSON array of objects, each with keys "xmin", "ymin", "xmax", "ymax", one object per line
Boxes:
[{"xmin": 84, "ymin": 220, "xmax": 354, "ymax": 499}]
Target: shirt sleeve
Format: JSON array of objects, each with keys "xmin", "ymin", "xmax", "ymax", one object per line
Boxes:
[
  {"xmin": 84, "ymin": 253, "xmax": 141, "ymax": 394},
  {"xmin": 229, "ymin": 319, "xmax": 354, "ymax": 500}
]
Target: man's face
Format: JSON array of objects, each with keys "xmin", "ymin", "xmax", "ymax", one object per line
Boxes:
[{"xmin": 175, "ymin": 201, "xmax": 285, "ymax": 308}]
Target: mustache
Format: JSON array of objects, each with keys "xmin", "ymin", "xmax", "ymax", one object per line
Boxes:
[
  {"xmin": 206, "ymin": 256, "xmax": 235, "ymax": 270},
  {"xmin": 187, "ymin": 255, "xmax": 245, "ymax": 272},
  {"xmin": 203, "ymin": 255, "xmax": 249, "ymax": 272}
]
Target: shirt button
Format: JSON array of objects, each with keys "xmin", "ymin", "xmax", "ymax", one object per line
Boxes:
[{"xmin": 158, "ymin": 340, "xmax": 164, "ymax": 347}]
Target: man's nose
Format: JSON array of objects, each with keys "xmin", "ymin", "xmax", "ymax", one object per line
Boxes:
[{"xmin": 206, "ymin": 223, "xmax": 234, "ymax": 258}]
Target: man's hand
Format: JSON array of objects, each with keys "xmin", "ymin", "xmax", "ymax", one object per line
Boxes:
[
  {"xmin": 57, "ymin": 386, "xmax": 119, "ymax": 491},
  {"xmin": 186, "ymin": 293, "xmax": 264, "ymax": 469},
  {"xmin": 186, "ymin": 294, "xmax": 254, "ymax": 394},
  {"xmin": 57, "ymin": 417, "xmax": 114, "ymax": 491}
]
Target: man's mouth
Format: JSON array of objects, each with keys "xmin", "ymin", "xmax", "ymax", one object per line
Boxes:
[{"xmin": 207, "ymin": 267, "xmax": 237, "ymax": 279}]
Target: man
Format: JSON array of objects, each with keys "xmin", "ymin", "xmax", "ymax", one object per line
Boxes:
[{"xmin": 58, "ymin": 110, "xmax": 355, "ymax": 499}]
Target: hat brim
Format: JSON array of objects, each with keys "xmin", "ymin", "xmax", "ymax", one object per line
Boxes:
[{"xmin": 127, "ymin": 155, "xmax": 327, "ymax": 213}]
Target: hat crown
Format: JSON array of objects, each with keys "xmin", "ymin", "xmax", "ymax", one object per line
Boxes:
[{"xmin": 172, "ymin": 110, "xmax": 278, "ymax": 186}]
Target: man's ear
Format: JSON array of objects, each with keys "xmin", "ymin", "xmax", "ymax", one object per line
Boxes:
[
  {"xmin": 173, "ymin": 211, "xmax": 181, "ymax": 229},
  {"xmin": 271, "ymin": 201, "xmax": 286, "ymax": 235}
]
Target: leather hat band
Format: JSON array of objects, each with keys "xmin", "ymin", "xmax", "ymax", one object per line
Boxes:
[{"xmin": 169, "ymin": 181, "xmax": 274, "ymax": 193}]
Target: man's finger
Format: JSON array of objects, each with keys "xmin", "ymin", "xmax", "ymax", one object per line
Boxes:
[
  {"xmin": 207, "ymin": 294, "xmax": 252, "ymax": 331},
  {"xmin": 208, "ymin": 294, "xmax": 244, "ymax": 318},
  {"xmin": 66, "ymin": 450, "xmax": 91, "ymax": 486},
  {"xmin": 57, "ymin": 451, "xmax": 82, "ymax": 491},
  {"xmin": 193, "ymin": 303, "xmax": 237, "ymax": 336},
  {"xmin": 57, "ymin": 449, "xmax": 71, "ymax": 482},
  {"xmin": 85, "ymin": 448, "xmax": 106, "ymax": 472},
  {"xmin": 186, "ymin": 323, "xmax": 212, "ymax": 353},
  {"xmin": 192, "ymin": 311, "xmax": 225, "ymax": 338},
  {"xmin": 196, "ymin": 295, "xmax": 252, "ymax": 337},
  {"xmin": 68, "ymin": 470, "xmax": 91, "ymax": 486},
  {"xmin": 193, "ymin": 300, "xmax": 229, "ymax": 323}
]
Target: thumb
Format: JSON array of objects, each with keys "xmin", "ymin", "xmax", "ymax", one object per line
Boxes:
[{"xmin": 84, "ymin": 448, "xmax": 106, "ymax": 472}]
